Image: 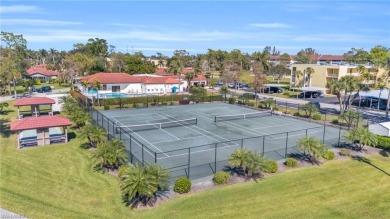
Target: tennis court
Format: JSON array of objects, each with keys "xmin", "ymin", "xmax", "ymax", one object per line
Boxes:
[{"xmin": 95, "ymin": 102, "xmax": 344, "ymax": 179}]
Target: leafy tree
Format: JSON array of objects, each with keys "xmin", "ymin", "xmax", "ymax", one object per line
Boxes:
[
  {"xmin": 299, "ymin": 103, "xmax": 318, "ymax": 118},
  {"xmin": 92, "ymin": 139, "xmax": 127, "ymax": 171},
  {"xmin": 344, "ymin": 127, "xmax": 377, "ymax": 150},
  {"xmin": 344, "ymin": 48, "xmax": 370, "ymax": 64},
  {"xmin": 0, "ymin": 102, "xmax": 9, "ymax": 113},
  {"xmin": 266, "ymin": 64, "xmax": 290, "ymax": 83},
  {"xmin": 80, "ymin": 124, "xmax": 106, "ymax": 148},
  {"xmin": 297, "ymin": 137, "xmax": 327, "ymax": 162},
  {"xmin": 260, "ymin": 98, "xmax": 275, "ymax": 109},
  {"xmin": 185, "ymin": 72, "xmax": 196, "ymax": 89},
  {"xmin": 356, "ymin": 65, "xmax": 372, "ymax": 84},
  {"xmin": 296, "ymin": 50, "xmax": 311, "ymax": 64},
  {"xmin": 279, "ymin": 53, "xmax": 291, "ymax": 66},
  {"xmin": 0, "ymin": 31, "xmax": 28, "ymax": 96},
  {"xmin": 340, "ymin": 110, "xmax": 362, "ymax": 129},
  {"xmin": 220, "ymin": 86, "xmax": 229, "ymax": 101},
  {"xmin": 124, "ymin": 55, "xmax": 155, "ymax": 74}
]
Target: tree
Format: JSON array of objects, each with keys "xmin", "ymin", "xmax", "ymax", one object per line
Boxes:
[
  {"xmin": 344, "ymin": 127, "xmax": 377, "ymax": 150},
  {"xmin": 279, "ymin": 53, "xmax": 291, "ymax": 66},
  {"xmin": 124, "ymin": 55, "xmax": 155, "ymax": 74},
  {"xmin": 299, "ymin": 103, "xmax": 319, "ymax": 118},
  {"xmin": 356, "ymin": 65, "xmax": 372, "ymax": 83},
  {"xmin": 0, "ymin": 102, "xmax": 9, "ymax": 113},
  {"xmin": 228, "ymin": 148, "xmax": 248, "ymax": 172},
  {"xmin": 120, "ymin": 163, "xmax": 169, "ymax": 207},
  {"xmin": 0, "ymin": 31, "xmax": 28, "ymax": 97},
  {"xmin": 244, "ymin": 150, "xmax": 268, "ymax": 177},
  {"xmin": 297, "ymin": 137, "xmax": 327, "ymax": 162},
  {"xmin": 293, "ymin": 70, "xmax": 304, "ymax": 88},
  {"xmin": 304, "ymin": 67, "xmax": 315, "ymax": 87},
  {"xmin": 185, "ymin": 72, "xmax": 196, "ymax": 89},
  {"xmin": 220, "ymin": 86, "xmax": 229, "ymax": 101},
  {"xmin": 92, "ymin": 139, "xmax": 128, "ymax": 171},
  {"xmin": 80, "ymin": 124, "xmax": 106, "ymax": 148},
  {"xmin": 328, "ymin": 76, "xmax": 368, "ymax": 113},
  {"xmin": 344, "ymin": 48, "xmax": 370, "ymax": 64},
  {"xmin": 339, "ymin": 110, "xmax": 362, "ymax": 129},
  {"xmin": 296, "ymin": 50, "xmax": 311, "ymax": 64},
  {"xmin": 266, "ymin": 64, "xmax": 290, "ymax": 83},
  {"xmin": 376, "ymin": 82, "xmax": 386, "ymax": 110},
  {"xmin": 49, "ymin": 48, "xmax": 57, "ymax": 64}
]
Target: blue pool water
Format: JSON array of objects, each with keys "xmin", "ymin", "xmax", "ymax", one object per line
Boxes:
[{"xmin": 100, "ymin": 93, "xmax": 130, "ymax": 98}]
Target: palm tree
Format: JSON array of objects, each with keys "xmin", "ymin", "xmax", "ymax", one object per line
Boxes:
[
  {"xmin": 168, "ymin": 59, "xmax": 183, "ymax": 92},
  {"xmin": 92, "ymin": 139, "xmax": 127, "ymax": 171},
  {"xmin": 49, "ymin": 48, "xmax": 57, "ymax": 64},
  {"xmin": 80, "ymin": 124, "xmax": 106, "ymax": 148},
  {"xmin": 220, "ymin": 86, "xmax": 229, "ymax": 102},
  {"xmin": 39, "ymin": 49, "xmax": 48, "ymax": 64},
  {"xmin": 294, "ymin": 70, "xmax": 303, "ymax": 88},
  {"xmin": 0, "ymin": 102, "xmax": 9, "ymax": 113},
  {"xmin": 244, "ymin": 150, "xmax": 268, "ymax": 177},
  {"xmin": 344, "ymin": 127, "xmax": 377, "ymax": 150},
  {"xmin": 185, "ymin": 72, "xmax": 196, "ymax": 89},
  {"xmin": 91, "ymin": 79, "xmax": 101, "ymax": 106},
  {"xmin": 304, "ymin": 67, "xmax": 315, "ymax": 87},
  {"xmin": 145, "ymin": 164, "xmax": 170, "ymax": 190},
  {"xmin": 297, "ymin": 137, "xmax": 326, "ymax": 162},
  {"xmin": 228, "ymin": 148, "xmax": 248, "ymax": 172},
  {"xmin": 120, "ymin": 164, "xmax": 158, "ymax": 206},
  {"xmin": 376, "ymin": 82, "xmax": 386, "ymax": 110}
]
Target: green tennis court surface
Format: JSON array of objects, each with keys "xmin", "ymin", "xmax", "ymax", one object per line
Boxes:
[{"xmin": 95, "ymin": 103, "xmax": 345, "ymax": 180}]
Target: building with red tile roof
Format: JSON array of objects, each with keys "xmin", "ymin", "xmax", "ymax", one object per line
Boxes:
[
  {"xmin": 13, "ymin": 97, "xmax": 56, "ymax": 118},
  {"xmin": 11, "ymin": 115, "xmax": 72, "ymax": 131},
  {"xmin": 26, "ymin": 64, "xmax": 59, "ymax": 79}
]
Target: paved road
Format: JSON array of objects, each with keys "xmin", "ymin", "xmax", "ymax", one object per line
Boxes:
[
  {"xmin": 0, "ymin": 88, "xmax": 71, "ymax": 102},
  {"xmin": 0, "ymin": 208, "xmax": 28, "ymax": 219},
  {"xmin": 229, "ymin": 88, "xmax": 389, "ymax": 124}
]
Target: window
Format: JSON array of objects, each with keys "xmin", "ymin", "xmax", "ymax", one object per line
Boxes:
[
  {"xmin": 112, "ymin": 86, "xmax": 120, "ymax": 92},
  {"xmin": 293, "ymin": 67, "xmax": 297, "ymax": 71},
  {"xmin": 102, "ymin": 85, "xmax": 107, "ymax": 90}
]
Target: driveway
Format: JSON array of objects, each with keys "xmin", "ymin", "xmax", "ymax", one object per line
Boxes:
[{"xmin": 0, "ymin": 88, "xmax": 71, "ymax": 102}]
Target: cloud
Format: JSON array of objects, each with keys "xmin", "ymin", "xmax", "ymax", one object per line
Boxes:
[
  {"xmin": 0, "ymin": 5, "xmax": 41, "ymax": 13},
  {"xmin": 2, "ymin": 19, "xmax": 82, "ymax": 26},
  {"xmin": 248, "ymin": 23, "xmax": 293, "ymax": 28},
  {"xmin": 292, "ymin": 34, "xmax": 385, "ymax": 44}
]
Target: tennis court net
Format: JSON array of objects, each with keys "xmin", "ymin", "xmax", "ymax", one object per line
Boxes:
[
  {"xmin": 214, "ymin": 111, "xmax": 272, "ymax": 122},
  {"xmin": 116, "ymin": 118, "xmax": 197, "ymax": 133}
]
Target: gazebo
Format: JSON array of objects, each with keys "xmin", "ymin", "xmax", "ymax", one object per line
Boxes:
[
  {"xmin": 13, "ymin": 97, "xmax": 56, "ymax": 118},
  {"xmin": 10, "ymin": 115, "xmax": 72, "ymax": 148}
]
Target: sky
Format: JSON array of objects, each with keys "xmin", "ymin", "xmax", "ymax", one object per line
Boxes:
[{"xmin": 1, "ymin": 0, "xmax": 389, "ymax": 56}]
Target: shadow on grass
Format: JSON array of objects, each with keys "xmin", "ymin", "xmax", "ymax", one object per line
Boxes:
[
  {"xmin": 352, "ymin": 155, "xmax": 390, "ymax": 176},
  {"xmin": 0, "ymin": 118, "xmax": 11, "ymax": 138},
  {"xmin": 122, "ymin": 189, "xmax": 170, "ymax": 209},
  {"xmin": 67, "ymin": 132, "xmax": 77, "ymax": 141},
  {"xmin": 379, "ymin": 149, "xmax": 390, "ymax": 157},
  {"xmin": 288, "ymin": 153, "xmax": 322, "ymax": 165}
]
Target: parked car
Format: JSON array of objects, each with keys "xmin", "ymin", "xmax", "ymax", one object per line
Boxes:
[
  {"xmin": 36, "ymin": 86, "xmax": 52, "ymax": 93},
  {"xmin": 263, "ymin": 87, "xmax": 283, "ymax": 94},
  {"xmin": 228, "ymin": 82, "xmax": 248, "ymax": 89},
  {"xmin": 308, "ymin": 101, "xmax": 321, "ymax": 109},
  {"xmin": 215, "ymin": 81, "xmax": 224, "ymax": 86},
  {"xmin": 298, "ymin": 91, "xmax": 323, "ymax": 98}
]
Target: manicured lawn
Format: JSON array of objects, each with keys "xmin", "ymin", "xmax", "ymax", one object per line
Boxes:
[{"xmin": 1, "ymin": 101, "xmax": 389, "ymax": 219}]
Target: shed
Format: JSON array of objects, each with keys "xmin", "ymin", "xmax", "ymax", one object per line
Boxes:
[{"xmin": 369, "ymin": 122, "xmax": 390, "ymax": 137}]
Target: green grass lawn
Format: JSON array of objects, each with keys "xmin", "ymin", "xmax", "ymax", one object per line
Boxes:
[
  {"xmin": 4, "ymin": 83, "xmax": 71, "ymax": 95},
  {"xmin": 1, "ymin": 102, "xmax": 389, "ymax": 219}
]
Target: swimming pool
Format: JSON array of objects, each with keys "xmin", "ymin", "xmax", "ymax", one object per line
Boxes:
[{"xmin": 100, "ymin": 93, "xmax": 133, "ymax": 98}]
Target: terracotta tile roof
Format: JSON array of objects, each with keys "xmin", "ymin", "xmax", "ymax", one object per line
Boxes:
[
  {"xmin": 134, "ymin": 75, "xmax": 182, "ymax": 84},
  {"xmin": 10, "ymin": 115, "xmax": 72, "ymax": 131},
  {"xmin": 80, "ymin": 73, "xmax": 142, "ymax": 84},
  {"xmin": 192, "ymin": 75, "xmax": 207, "ymax": 81},
  {"xmin": 14, "ymin": 97, "xmax": 56, "ymax": 106},
  {"xmin": 26, "ymin": 64, "xmax": 59, "ymax": 77}
]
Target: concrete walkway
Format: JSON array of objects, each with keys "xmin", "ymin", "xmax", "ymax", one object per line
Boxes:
[{"xmin": 0, "ymin": 208, "xmax": 28, "ymax": 219}]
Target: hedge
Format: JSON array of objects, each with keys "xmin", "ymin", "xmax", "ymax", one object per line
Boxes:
[{"xmin": 375, "ymin": 135, "xmax": 390, "ymax": 150}]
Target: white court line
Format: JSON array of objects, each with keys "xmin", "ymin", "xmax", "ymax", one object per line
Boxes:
[
  {"xmin": 158, "ymin": 113, "xmax": 239, "ymax": 149},
  {"xmin": 111, "ymin": 117, "xmax": 169, "ymax": 157},
  {"xmin": 151, "ymin": 135, "xmax": 204, "ymax": 145},
  {"xmin": 157, "ymin": 130, "xmax": 325, "ymax": 160},
  {"xmin": 192, "ymin": 110, "xmax": 268, "ymax": 136},
  {"xmin": 266, "ymin": 115, "xmax": 317, "ymax": 129},
  {"xmin": 145, "ymin": 120, "xmax": 180, "ymax": 141}
]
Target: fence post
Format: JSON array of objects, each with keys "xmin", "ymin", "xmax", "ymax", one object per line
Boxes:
[
  {"xmin": 129, "ymin": 135, "xmax": 133, "ymax": 163},
  {"xmin": 305, "ymin": 128, "xmax": 308, "ymax": 136},
  {"xmin": 324, "ymin": 111, "xmax": 327, "ymax": 125},
  {"xmin": 101, "ymin": 113, "xmax": 103, "ymax": 127},
  {"xmin": 187, "ymin": 148, "xmax": 191, "ymax": 178},
  {"xmin": 285, "ymin": 101, "xmax": 288, "ymax": 112},
  {"xmin": 285, "ymin": 132, "xmax": 289, "ymax": 158},
  {"xmin": 262, "ymin": 136, "xmax": 265, "ymax": 155},
  {"xmin": 119, "ymin": 127, "xmax": 122, "ymax": 140},
  {"xmin": 214, "ymin": 143, "xmax": 217, "ymax": 174},
  {"xmin": 142, "ymin": 144, "xmax": 145, "ymax": 165},
  {"xmin": 322, "ymin": 125, "xmax": 326, "ymax": 144},
  {"xmin": 155, "ymin": 152, "xmax": 157, "ymax": 163},
  {"xmin": 338, "ymin": 125, "xmax": 342, "ymax": 147},
  {"xmin": 298, "ymin": 104, "xmax": 300, "ymax": 115},
  {"xmin": 112, "ymin": 121, "xmax": 115, "ymax": 137},
  {"xmin": 107, "ymin": 118, "xmax": 110, "ymax": 137},
  {"xmin": 241, "ymin": 139, "xmax": 244, "ymax": 149}
]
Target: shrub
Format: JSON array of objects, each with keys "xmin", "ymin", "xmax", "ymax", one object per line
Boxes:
[
  {"xmin": 170, "ymin": 101, "xmax": 175, "ymax": 106},
  {"xmin": 104, "ymin": 105, "xmax": 110, "ymax": 110},
  {"xmin": 228, "ymin": 97, "xmax": 236, "ymax": 104},
  {"xmin": 339, "ymin": 148, "xmax": 352, "ymax": 157},
  {"xmin": 237, "ymin": 100, "xmax": 243, "ymax": 105},
  {"xmin": 213, "ymin": 171, "xmax": 230, "ymax": 185},
  {"xmin": 331, "ymin": 119, "xmax": 339, "ymax": 124},
  {"xmin": 263, "ymin": 160, "xmax": 278, "ymax": 173},
  {"xmin": 174, "ymin": 177, "xmax": 191, "ymax": 194},
  {"xmin": 283, "ymin": 91, "xmax": 290, "ymax": 96},
  {"xmin": 247, "ymin": 101, "xmax": 255, "ymax": 107},
  {"xmin": 285, "ymin": 158, "xmax": 298, "ymax": 167},
  {"xmin": 312, "ymin": 114, "xmax": 322, "ymax": 120},
  {"xmin": 293, "ymin": 112, "xmax": 300, "ymax": 117},
  {"xmin": 118, "ymin": 165, "xmax": 130, "ymax": 180},
  {"xmin": 323, "ymin": 150, "xmax": 335, "ymax": 160},
  {"xmin": 375, "ymin": 135, "xmax": 390, "ymax": 150},
  {"xmin": 273, "ymin": 106, "xmax": 279, "ymax": 111}
]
